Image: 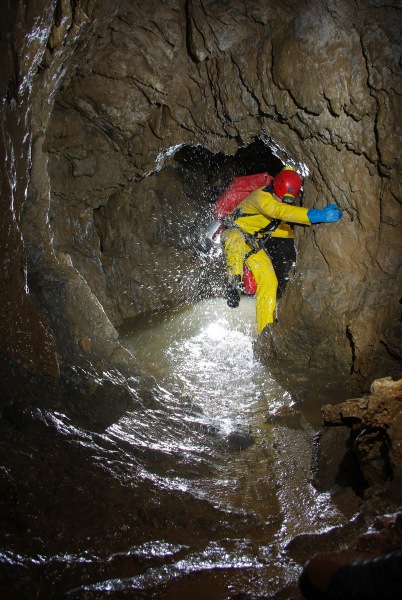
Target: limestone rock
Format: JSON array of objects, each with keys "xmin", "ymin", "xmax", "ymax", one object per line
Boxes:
[
  {"xmin": 320, "ymin": 377, "xmax": 402, "ymax": 498},
  {"xmin": 0, "ymin": 0, "xmax": 401, "ymax": 391}
]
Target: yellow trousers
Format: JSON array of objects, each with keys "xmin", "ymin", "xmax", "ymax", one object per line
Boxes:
[{"xmin": 222, "ymin": 229, "xmax": 278, "ymax": 333}]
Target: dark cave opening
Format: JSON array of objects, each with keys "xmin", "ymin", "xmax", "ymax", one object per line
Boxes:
[{"xmin": 173, "ymin": 137, "xmax": 284, "ymax": 208}]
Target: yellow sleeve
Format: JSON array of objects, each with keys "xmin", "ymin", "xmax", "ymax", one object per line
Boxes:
[{"xmin": 242, "ymin": 187, "xmax": 311, "ymax": 225}]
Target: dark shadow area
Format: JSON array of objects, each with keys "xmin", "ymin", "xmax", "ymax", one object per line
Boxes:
[
  {"xmin": 335, "ymin": 431, "xmax": 370, "ymax": 497},
  {"xmin": 0, "ymin": 351, "xmax": 148, "ymax": 433},
  {"xmin": 174, "ymin": 137, "xmax": 283, "ymax": 207}
]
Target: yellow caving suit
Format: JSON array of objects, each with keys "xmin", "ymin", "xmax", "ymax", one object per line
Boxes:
[{"xmin": 222, "ymin": 186, "xmax": 311, "ymax": 333}]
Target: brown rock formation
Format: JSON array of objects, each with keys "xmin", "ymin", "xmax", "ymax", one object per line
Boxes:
[
  {"xmin": 319, "ymin": 377, "xmax": 402, "ymax": 500},
  {"xmin": 289, "ymin": 378, "xmax": 402, "ymax": 598},
  {"xmin": 1, "ymin": 4, "xmax": 401, "ymax": 597},
  {"xmin": 1, "ymin": 1, "xmax": 401, "ymax": 390}
]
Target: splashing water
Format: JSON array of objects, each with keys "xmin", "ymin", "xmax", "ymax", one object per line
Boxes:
[{"xmin": 120, "ymin": 297, "xmax": 292, "ymax": 434}]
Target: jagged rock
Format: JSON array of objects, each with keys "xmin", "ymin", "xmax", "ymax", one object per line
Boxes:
[
  {"xmin": 0, "ymin": 0, "xmax": 401, "ymax": 388},
  {"xmin": 298, "ymin": 511, "xmax": 402, "ymax": 600},
  {"xmin": 1, "ymin": 5, "xmax": 402, "ymax": 598},
  {"xmin": 319, "ymin": 377, "xmax": 402, "ymax": 498}
]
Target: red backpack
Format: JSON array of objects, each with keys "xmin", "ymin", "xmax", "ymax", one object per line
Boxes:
[
  {"xmin": 211, "ymin": 172, "xmax": 273, "ymax": 295},
  {"xmin": 212, "ymin": 172, "xmax": 272, "ymax": 217}
]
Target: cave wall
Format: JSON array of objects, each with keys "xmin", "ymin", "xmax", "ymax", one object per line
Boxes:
[{"xmin": 1, "ymin": 0, "xmax": 401, "ymax": 389}]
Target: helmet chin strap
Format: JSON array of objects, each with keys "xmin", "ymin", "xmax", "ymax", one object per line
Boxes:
[
  {"xmin": 282, "ymin": 194, "xmax": 296, "ymax": 205},
  {"xmin": 273, "ymin": 191, "xmax": 296, "ymax": 205}
]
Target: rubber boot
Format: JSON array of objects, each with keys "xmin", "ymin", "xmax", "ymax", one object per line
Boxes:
[{"xmin": 226, "ymin": 275, "xmax": 243, "ymax": 308}]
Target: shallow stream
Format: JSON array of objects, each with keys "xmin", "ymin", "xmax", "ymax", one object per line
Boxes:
[
  {"xmin": 109, "ymin": 298, "xmax": 348, "ymax": 597},
  {"xmin": 1, "ymin": 298, "xmax": 350, "ymax": 599}
]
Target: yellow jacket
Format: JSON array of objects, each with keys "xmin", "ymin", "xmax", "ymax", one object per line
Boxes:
[{"xmin": 232, "ymin": 186, "xmax": 311, "ymax": 239}]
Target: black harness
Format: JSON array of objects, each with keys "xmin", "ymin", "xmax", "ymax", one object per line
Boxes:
[{"xmin": 221, "ymin": 208, "xmax": 283, "ymax": 260}]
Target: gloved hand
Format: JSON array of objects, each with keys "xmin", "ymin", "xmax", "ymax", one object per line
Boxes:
[{"xmin": 307, "ymin": 204, "xmax": 342, "ymax": 224}]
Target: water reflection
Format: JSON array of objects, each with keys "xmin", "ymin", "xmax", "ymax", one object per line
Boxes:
[
  {"xmin": 1, "ymin": 299, "xmax": 349, "ymax": 598},
  {"xmin": 118, "ymin": 298, "xmax": 347, "ymax": 539},
  {"xmin": 120, "ymin": 298, "xmax": 292, "ymax": 431}
]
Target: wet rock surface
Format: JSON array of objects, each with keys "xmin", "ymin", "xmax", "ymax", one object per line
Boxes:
[
  {"xmin": 298, "ymin": 511, "xmax": 402, "ymax": 600},
  {"xmin": 286, "ymin": 378, "xmax": 402, "ymax": 596},
  {"xmin": 0, "ymin": 351, "xmax": 302, "ymax": 599},
  {"xmin": 318, "ymin": 377, "xmax": 402, "ymax": 503},
  {"xmin": 1, "ymin": 0, "xmax": 401, "ymax": 386},
  {"xmin": 1, "ymin": 1, "xmax": 402, "ymax": 598},
  {"xmin": 0, "ymin": 350, "xmax": 400, "ymax": 598}
]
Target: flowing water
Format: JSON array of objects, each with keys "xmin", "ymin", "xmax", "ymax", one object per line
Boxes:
[
  {"xmin": 1, "ymin": 298, "xmax": 350, "ymax": 599},
  {"xmin": 100, "ymin": 298, "xmax": 347, "ymax": 597}
]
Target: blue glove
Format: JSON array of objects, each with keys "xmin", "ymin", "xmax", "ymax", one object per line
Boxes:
[{"xmin": 307, "ymin": 204, "xmax": 342, "ymax": 224}]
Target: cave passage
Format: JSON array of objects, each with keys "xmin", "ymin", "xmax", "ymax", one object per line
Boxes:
[
  {"xmin": 142, "ymin": 137, "xmax": 289, "ymax": 311},
  {"xmin": 1, "ymin": 2, "xmax": 401, "ymax": 597},
  {"xmin": 0, "ymin": 129, "xmax": 354, "ymax": 600},
  {"xmin": 172, "ymin": 137, "xmax": 284, "ymax": 222},
  {"xmin": 92, "ymin": 144, "xmax": 350, "ymax": 594},
  {"xmin": 0, "ymin": 135, "xmax": 379, "ymax": 599}
]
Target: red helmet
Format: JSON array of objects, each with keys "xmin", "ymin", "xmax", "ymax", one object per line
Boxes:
[{"xmin": 273, "ymin": 167, "xmax": 302, "ymax": 200}]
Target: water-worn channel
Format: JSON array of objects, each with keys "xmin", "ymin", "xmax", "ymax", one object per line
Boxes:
[
  {"xmin": 112, "ymin": 298, "xmax": 348, "ymax": 597},
  {"xmin": 1, "ymin": 298, "xmax": 350, "ymax": 599}
]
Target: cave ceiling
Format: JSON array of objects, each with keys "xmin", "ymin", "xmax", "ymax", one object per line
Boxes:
[{"xmin": 0, "ymin": 0, "xmax": 401, "ymax": 390}]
